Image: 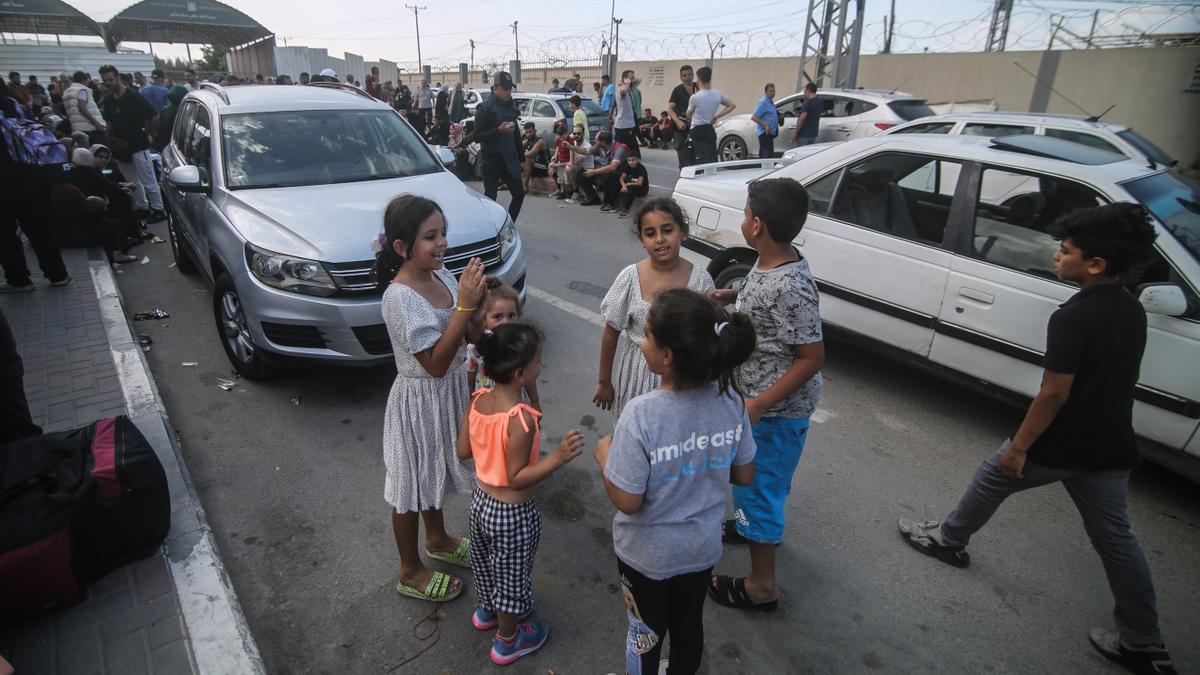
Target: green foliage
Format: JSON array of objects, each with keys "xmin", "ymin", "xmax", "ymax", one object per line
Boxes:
[{"xmin": 195, "ymin": 45, "xmax": 228, "ymax": 73}]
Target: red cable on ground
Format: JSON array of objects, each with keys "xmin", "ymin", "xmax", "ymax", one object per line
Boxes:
[{"xmin": 385, "ymin": 602, "xmax": 444, "ymax": 672}]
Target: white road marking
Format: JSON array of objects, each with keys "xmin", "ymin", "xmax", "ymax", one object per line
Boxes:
[
  {"xmin": 650, "ymin": 184, "xmax": 675, "ymax": 191},
  {"xmin": 527, "ymin": 285, "xmax": 605, "ymax": 328}
]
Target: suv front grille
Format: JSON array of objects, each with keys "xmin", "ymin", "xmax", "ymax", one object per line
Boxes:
[
  {"xmin": 324, "ymin": 235, "xmax": 503, "ymax": 297},
  {"xmin": 261, "ymin": 322, "xmax": 326, "ymax": 349},
  {"xmin": 353, "ymin": 324, "xmax": 392, "ymax": 355}
]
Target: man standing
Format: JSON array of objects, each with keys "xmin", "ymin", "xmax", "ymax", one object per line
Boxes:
[
  {"xmin": 685, "ymin": 66, "xmax": 735, "ymax": 165},
  {"xmin": 612, "ymin": 69, "xmax": 641, "ymax": 158},
  {"xmin": 417, "ymin": 79, "xmax": 434, "ymax": 131},
  {"xmin": 473, "ymin": 72, "xmax": 525, "ymax": 222},
  {"xmin": 667, "ymin": 65, "xmax": 697, "ymax": 169},
  {"xmin": 99, "ymin": 65, "xmax": 164, "ymax": 223},
  {"xmin": 64, "ymin": 71, "xmax": 106, "ymax": 144},
  {"xmin": 548, "ymin": 78, "xmax": 561, "ymax": 94},
  {"xmin": 25, "ymin": 75, "xmax": 48, "ymax": 111},
  {"xmin": 599, "ymin": 74, "xmax": 616, "ymax": 129},
  {"xmin": 569, "ymin": 95, "xmax": 589, "ymax": 142},
  {"xmin": 791, "ymin": 83, "xmax": 822, "ymax": 147},
  {"xmin": 751, "ymin": 83, "xmax": 779, "ymax": 159},
  {"xmin": 898, "ymin": 204, "xmax": 1176, "ymax": 675},
  {"xmin": 140, "ymin": 69, "xmax": 169, "ymax": 113},
  {"xmin": 6, "ymin": 72, "xmax": 30, "ymax": 113},
  {"xmin": 184, "ymin": 68, "xmax": 200, "ymax": 91},
  {"xmin": 132, "ymin": 71, "xmax": 147, "ymax": 90},
  {"xmin": 365, "ymin": 66, "xmax": 383, "ymax": 100}
]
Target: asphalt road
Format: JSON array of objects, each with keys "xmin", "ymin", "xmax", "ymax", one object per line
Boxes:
[{"xmin": 116, "ymin": 159, "xmax": 1199, "ymax": 674}]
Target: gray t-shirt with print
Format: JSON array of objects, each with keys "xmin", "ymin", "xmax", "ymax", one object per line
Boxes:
[
  {"xmin": 605, "ymin": 383, "xmax": 756, "ymax": 580},
  {"xmin": 614, "ymin": 84, "xmax": 637, "ymax": 130},
  {"xmin": 735, "ymin": 257, "xmax": 823, "ymax": 418}
]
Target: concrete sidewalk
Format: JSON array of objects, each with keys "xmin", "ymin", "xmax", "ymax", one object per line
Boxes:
[{"xmin": 0, "ymin": 246, "xmax": 262, "ymax": 674}]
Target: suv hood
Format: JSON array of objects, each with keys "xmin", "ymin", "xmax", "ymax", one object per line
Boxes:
[{"xmin": 220, "ymin": 171, "xmax": 504, "ymax": 263}]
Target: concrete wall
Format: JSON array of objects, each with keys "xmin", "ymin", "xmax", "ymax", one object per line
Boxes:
[
  {"xmin": 621, "ymin": 47, "xmax": 1200, "ymax": 168},
  {"xmin": 0, "ymin": 43, "xmax": 155, "ymax": 83}
]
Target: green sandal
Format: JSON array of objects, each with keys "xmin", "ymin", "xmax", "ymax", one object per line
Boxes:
[
  {"xmin": 426, "ymin": 538, "xmax": 471, "ymax": 568},
  {"xmin": 395, "ymin": 570, "xmax": 463, "ymax": 602}
]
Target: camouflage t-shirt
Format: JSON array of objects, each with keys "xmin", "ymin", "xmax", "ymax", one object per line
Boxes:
[{"xmin": 734, "ymin": 257, "xmax": 823, "ymax": 418}]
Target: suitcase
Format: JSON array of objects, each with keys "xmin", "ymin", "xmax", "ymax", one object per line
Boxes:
[{"xmin": 0, "ymin": 416, "xmax": 170, "ymax": 619}]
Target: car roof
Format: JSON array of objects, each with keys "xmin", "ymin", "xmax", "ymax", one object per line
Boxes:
[
  {"xmin": 781, "ymin": 87, "xmax": 923, "ymax": 101},
  {"xmin": 903, "ymin": 111, "xmax": 1129, "ymax": 132},
  {"xmin": 851, "ymin": 134, "xmax": 1162, "ymax": 184},
  {"xmin": 188, "ymin": 83, "xmax": 390, "ymax": 114}
]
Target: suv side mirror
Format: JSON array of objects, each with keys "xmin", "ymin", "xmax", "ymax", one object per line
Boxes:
[
  {"xmin": 1137, "ymin": 283, "xmax": 1190, "ymax": 317},
  {"xmin": 434, "ymin": 146, "xmax": 455, "ymax": 167},
  {"xmin": 167, "ymin": 165, "xmax": 207, "ymax": 194}
]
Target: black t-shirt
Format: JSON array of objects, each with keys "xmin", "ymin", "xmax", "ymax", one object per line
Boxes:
[
  {"xmin": 102, "ymin": 88, "xmax": 156, "ymax": 156},
  {"xmin": 619, "ymin": 162, "xmax": 648, "ymax": 188},
  {"xmin": 797, "ymin": 96, "xmax": 823, "ymax": 139},
  {"xmin": 669, "ymin": 83, "xmax": 695, "ymax": 133},
  {"xmin": 1027, "ymin": 283, "xmax": 1146, "ymax": 470}
]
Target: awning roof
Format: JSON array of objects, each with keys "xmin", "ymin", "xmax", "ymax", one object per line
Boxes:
[
  {"xmin": 103, "ymin": 0, "xmax": 272, "ymax": 50},
  {"xmin": 0, "ymin": 0, "xmax": 104, "ymax": 38}
]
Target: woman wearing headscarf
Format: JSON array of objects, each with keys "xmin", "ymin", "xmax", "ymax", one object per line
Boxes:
[
  {"xmin": 53, "ymin": 148, "xmax": 135, "ymax": 262},
  {"xmin": 72, "ymin": 144, "xmax": 143, "ymax": 244},
  {"xmin": 152, "ymin": 85, "xmax": 188, "ymax": 153}
]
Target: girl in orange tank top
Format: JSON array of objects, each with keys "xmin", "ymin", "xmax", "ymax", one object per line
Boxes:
[{"xmin": 454, "ymin": 323, "xmax": 584, "ymax": 666}]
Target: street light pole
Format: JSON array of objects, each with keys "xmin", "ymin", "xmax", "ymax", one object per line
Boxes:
[
  {"xmin": 512, "ymin": 21, "xmax": 519, "ymax": 63},
  {"xmin": 406, "ymin": 4, "xmax": 427, "ymax": 73}
]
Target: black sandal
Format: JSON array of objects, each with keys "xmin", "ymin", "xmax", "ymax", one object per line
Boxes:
[{"xmin": 707, "ymin": 575, "xmax": 778, "ymax": 612}]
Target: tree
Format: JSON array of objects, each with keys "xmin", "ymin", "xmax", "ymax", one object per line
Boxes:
[{"xmin": 195, "ymin": 45, "xmax": 228, "ymax": 73}]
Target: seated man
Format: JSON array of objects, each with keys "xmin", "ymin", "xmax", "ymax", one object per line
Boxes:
[
  {"xmin": 565, "ymin": 125, "xmax": 592, "ymax": 201},
  {"xmin": 655, "ymin": 111, "xmax": 673, "ymax": 149},
  {"xmin": 637, "ymin": 108, "xmax": 657, "ymax": 147},
  {"xmin": 616, "ymin": 153, "xmax": 649, "ymax": 218},
  {"xmin": 426, "ymin": 115, "xmax": 450, "ymax": 146},
  {"xmin": 571, "ymin": 131, "xmax": 629, "ymax": 211}
]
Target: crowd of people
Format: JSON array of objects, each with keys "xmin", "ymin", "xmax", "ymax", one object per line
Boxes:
[{"xmin": 1, "ymin": 66, "xmax": 198, "ymax": 292}]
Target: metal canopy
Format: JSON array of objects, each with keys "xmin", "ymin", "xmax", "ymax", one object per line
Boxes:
[
  {"xmin": 104, "ymin": 0, "xmax": 271, "ymax": 50},
  {"xmin": 0, "ymin": 0, "xmax": 104, "ymax": 38}
]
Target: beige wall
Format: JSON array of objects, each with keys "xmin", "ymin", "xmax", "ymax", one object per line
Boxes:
[{"xmin": 620, "ymin": 47, "xmax": 1200, "ymax": 168}]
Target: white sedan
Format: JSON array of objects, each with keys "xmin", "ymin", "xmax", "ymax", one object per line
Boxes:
[{"xmin": 673, "ymin": 133, "xmax": 1200, "ymax": 481}]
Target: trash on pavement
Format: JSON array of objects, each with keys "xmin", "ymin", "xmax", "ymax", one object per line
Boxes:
[
  {"xmin": 168, "ymin": 262, "xmax": 177, "ymax": 269},
  {"xmin": 133, "ymin": 309, "xmax": 169, "ymax": 321},
  {"xmin": 216, "ymin": 377, "xmax": 237, "ymax": 391},
  {"xmin": 151, "ymin": 235, "xmax": 166, "ymax": 244},
  {"xmin": 181, "ymin": 362, "xmax": 198, "ymax": 367},
  {"xmin": 290, "ymin": 396, "xmax": 302, "ymax": 406},
  {"xmin": 140, "ymin": 256, "xmax": 150, "ymax": 265},
  {"xmin": 136, "ymin": 334, "xmax": 152, "ymax": 352},
  {"xmin": 192, "ymin": 288, "xmax": 209, "ymax": 295}
]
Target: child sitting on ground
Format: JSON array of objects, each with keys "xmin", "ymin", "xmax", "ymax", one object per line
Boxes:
[
  {"xmin": 548, "ymin": 122, "xmax": 574, "ymax": 200},
  {"xmin": 616, "ymin": 154, "xmax": 649, "ymax": 218},
  {"xmin": 593, "ymin": 288, "xmax": 757, "ymax": 674},
  {"xmin": 467, "ymin": 280, "xmax": 541, "ymax": 410},
  {"xmin": 456, "ymin": 324, "xmax": 585, "ymax": 666}
]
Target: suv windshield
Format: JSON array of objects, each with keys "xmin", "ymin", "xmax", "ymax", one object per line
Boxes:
[
  {"xmin": 1116, "ymin": 130, "xmax": 1175, "ymax": 167},
  {"xmin": 888, "ymin": 100, "xmax": 935, "ymax": 121},
  {"xmin": 221, "ymin": 110, "xmax": 440, "ymax": 189},
  {"xmin": 1124, "ymin": 171, "xmax": 1200, "ymax": 264},
  {"xmin": 556, "ymin": 99, "xmax": 605, "ymax": 117}
]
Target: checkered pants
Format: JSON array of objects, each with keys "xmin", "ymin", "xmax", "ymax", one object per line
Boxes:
[{"xmin": 469, "ymin": 488, "xmax": 542, "ymax": 615}]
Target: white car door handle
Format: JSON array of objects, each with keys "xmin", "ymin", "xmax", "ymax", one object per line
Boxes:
[
  {"xmin": 958, "ymin": 287, "xmax": 995, "ymax": 305},
  {"xmin": 836, "ymin": 126, "xmax": 851, "ymax": 132}
]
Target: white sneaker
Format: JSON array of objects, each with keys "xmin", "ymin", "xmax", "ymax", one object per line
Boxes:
[{"xmin": 50, "ymin": 276, "xmax": 71, "ymax": 287}]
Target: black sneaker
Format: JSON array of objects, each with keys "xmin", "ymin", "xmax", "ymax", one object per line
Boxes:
[
  {"xmin": 147, "ymin": 209, "xmax": 167, "ymax": 223},
  {"xmin": 599, "ymin": 204, "xmax": 614, "ymax": 212},
  {"xmin": 897, "ymin": 518, "xmax": 970, "ymax": 568},
  {"xmin": 1089, "ymin": 629, "xmax": 1176, "ymax": 674},
  {"xmin": 579, "ymin": 198, "xmax": 599, "ymax": 206}
]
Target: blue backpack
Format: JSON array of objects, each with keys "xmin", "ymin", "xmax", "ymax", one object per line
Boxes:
[{"xmin": 0, "ymin": 109, "xmax": 69, "ymax": 166}]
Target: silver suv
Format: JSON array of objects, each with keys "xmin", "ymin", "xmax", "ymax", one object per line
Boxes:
[{"xmin": 161, "ymin": 82, "xmax": 526, "ymax": 379}]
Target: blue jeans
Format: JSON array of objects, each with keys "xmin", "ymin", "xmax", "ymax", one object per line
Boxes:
[
  {"xmin": 940, "ymin": 440, "xmax": 1161, "ymax": 645},
  {"xmin": 732, "ymin": 416, "xmax": 809, "ymax": 544}
]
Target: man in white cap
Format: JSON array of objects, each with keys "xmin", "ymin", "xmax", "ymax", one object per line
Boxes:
[{"xmin": 318, "ymin": 68, "xmax": 337, "ymax": 83}]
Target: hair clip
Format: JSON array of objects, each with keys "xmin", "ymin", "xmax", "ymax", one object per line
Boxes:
[
  {"xmin": 714, "ymin": 321, "xmax": 730, "ymax": 336},
  {"xmin": 370, "ymin": 232, "xmax": 387, "ymax": 255}
]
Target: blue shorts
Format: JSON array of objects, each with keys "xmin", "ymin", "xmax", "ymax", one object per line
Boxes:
[{"xmin": 732, "ymin": 416, "xmax": 810, "ymax": 544}]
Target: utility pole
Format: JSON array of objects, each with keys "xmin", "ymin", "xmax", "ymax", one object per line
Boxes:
[
  {"xmin": 606, "ymin": 0, "xmax": 616, "ymax": 75},
  {"xmin": 512, "ymin": 21, "xmax": 519, "ymax": 62},
  {"xmin": 406, "ymin": 4, "xmax": 427, "ymax": 73},
  {"xmin": 883, "ymin": 0, "xmax": 896, "ymax": 53},
  {"xmin": 469, "ymin": 39, "xmax": 475, "ymax": 71},
  {"xmin": 985, "ymin": 0, "xmax": 1013, "ymax": 52},
  {"xmin": 613, "ymin": 18, "xmax": 622, "ymax": 68}
]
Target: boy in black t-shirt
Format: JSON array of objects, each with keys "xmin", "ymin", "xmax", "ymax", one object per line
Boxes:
[
  {"xmin": 615, "ymin": 154, "xmax": 648, "ymax": 218},
  {"xmin": 898, "ymin": 203, "xmax": 1174, "ymax": 675}
]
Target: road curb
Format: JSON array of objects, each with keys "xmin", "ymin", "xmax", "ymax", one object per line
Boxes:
[{"xmin": 88, "ymin": 251, "xmax": 265, "ymax": 675}]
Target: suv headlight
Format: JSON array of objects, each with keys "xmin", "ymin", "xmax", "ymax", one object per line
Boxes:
[
  {"xmin": 498, "ymin": 217, "xmax": 518, "ymax": 262},
  {"xmin": 245, "ymin": 243, "xmax": 337, "ymax": 297}
]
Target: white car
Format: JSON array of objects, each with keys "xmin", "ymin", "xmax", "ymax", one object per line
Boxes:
[
  {"xmin": 673, "ymin": 133, "xmax": 1200, "ymax": 480},
  {"xmin": 714, "ymin": 88, "xmax": 934, "ymax": 161},
  {"xmin": 883, "ymin": 111, "xmax": 1175, "ymax": 167},
  {"xmin": 464, "ymin": 87, "xmax": 492, "ymax": 115}
]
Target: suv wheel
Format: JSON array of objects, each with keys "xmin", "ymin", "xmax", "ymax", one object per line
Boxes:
[
  {"xmin": 719, "ymin": 136, "xmax": 747, "ymax": 162},
  {"xmin": 166, "ymin": 208, "xmax": 197, "ymax": 274},
  {"xmin": 213, "ymin": 273, "xmax": 275, "ymax": 380},
  {"xmin": 714, "ymin": 262, "xmax": 752, "ymax": 290}
]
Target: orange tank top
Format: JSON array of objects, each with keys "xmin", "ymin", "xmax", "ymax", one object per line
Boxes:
[{"xmin": 468, "ymin": 389, "xmax": 541, "ymax": 487}]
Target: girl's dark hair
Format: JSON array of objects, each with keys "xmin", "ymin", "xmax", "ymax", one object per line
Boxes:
[
  {"xmin": 632, "ymin": 197, "xmax": 691, "ymax": 237},
  {"xmin": 647, "ymin": 288, "xmax": 755, "ymax": 394},
  {"xmin": 484, "ymin": 278, "xmax": 521, "ymax": 312},
  {"xmin": 475, "ymin": 323, "xmax": 542, "ymax": 384},
  {"xmin": 372, "ymin": 194, "xmax": 444, "ymax": 289}
]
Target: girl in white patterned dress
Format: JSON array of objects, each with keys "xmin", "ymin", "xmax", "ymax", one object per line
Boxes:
[
  {"xmin": 377, "ymin": 194, "xmax": 487, "ymax": 603},
  {"xmin": 593, "ymin": 198, "xmax": 715, "ymax": 421}
]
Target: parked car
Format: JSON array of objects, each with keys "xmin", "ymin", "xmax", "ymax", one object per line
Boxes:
[
  {"xmin": 161, "ymin": 82, "xmax": 527, "ymax": 379},
  {"xmin": 714, "ymin": 88, "xmax": 934, "ymax": 161},
  {"xmin": 511, "ymin": 92, "xmax": 608, "ymax": 146},
  {"xmin": 463, "ymin": 87, "xmax": 492, "ymax": 116},
  {"xmin": 883, "ymin": 111, "xmax": 1176, "ymax": 167},
  {"xmin": 673, "ymin": 133, "xmax": 1200, "ymax": 481}
]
